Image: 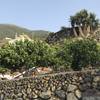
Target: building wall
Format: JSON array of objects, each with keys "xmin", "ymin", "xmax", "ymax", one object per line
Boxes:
[{"xmin": 0, "ymin": 69, "xmax": 100, "ymax": 100}]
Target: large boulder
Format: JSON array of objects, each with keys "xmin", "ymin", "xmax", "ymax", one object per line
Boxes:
[{"xmin": 55, "ymin": 90, "xmax": 66, "ymax": 100}]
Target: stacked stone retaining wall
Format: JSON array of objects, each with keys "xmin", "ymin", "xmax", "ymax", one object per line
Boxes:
[{"xmin": 0, "ymin": 69, "xmax": 100, "ymax": 100}]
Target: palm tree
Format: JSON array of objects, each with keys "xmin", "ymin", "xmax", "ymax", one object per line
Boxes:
[
  {"xmin": 88, "ymin": 13, "xmax": 99, "ymax": 34},
  {"xmin": 70, "ymin": 16, "xmax": 78, "ymax": 37},
  {"xmin": 70, "ymin": 9, "xmax": 99, "ymax": 37},
  {"xmin": 75, "ymin": 12, "xmax": 85, "ymax": 37}
]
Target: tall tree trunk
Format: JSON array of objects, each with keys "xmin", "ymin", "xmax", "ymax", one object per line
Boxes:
[
  {"xmin": 87, "ymin": 25, "xmax": 91, "ymax": 33},
  {"xmin": 73, "ymin": 27, "xmax": 78, "ymax": 37},
  {"xmin": 86, "ymin": 25, "xmax": 91, "ymax": 37},
  {"xmin": 78, "ymin": 26, "xmax": 85, "ymax": 37},
  {"xmin": 83, "ymin": 25, "xmax": 87, "ymax": 35},
  {"xmin": 93, "ymin": 28, "xmax": 100, "ymax": 36}
]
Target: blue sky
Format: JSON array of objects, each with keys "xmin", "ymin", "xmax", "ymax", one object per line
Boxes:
[{"xmin": 0, "ymin": 0, "xmax": 100, "ymax": 32}]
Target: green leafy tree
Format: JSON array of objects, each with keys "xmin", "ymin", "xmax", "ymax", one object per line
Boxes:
[
  {"xmin": 26, "ymin": 40, "xmax": 58, "ymax": 68},
  {"xmin": 56, "ymin": 39, "xmax": 72, "ymax": 70},
  {"xmin": 69, "ymin": 39, "xmax": 99, "ymax": 70},
  {"xmin": 0, "ymin": 39, "xmax": 59, "ymax": 70}
]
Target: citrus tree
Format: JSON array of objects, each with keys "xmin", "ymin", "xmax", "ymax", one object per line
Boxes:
[
  {"xmin": 0, "ymin": 39, "xmax": 59, "ymax": 70},
  {"xmin": 69, "ymin": 39, "xmax": 99, "ymax": 70}
]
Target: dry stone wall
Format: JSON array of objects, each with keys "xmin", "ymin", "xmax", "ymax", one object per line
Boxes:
[{"xmin": 0, "ymin": 69, "xmax": 100, "ymax": 100}]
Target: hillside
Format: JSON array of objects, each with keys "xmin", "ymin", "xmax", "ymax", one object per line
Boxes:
[
  {"xmin": 31, "ymin": 30, "xmax": 50, "ymax": 40},
  {"xmin": 0, "ymin": 24, "xmax": 50, "ymax": 40}
]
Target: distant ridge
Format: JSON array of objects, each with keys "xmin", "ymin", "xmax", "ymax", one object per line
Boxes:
[{"xmin": 0, "ymin": 24, "xmax": 50, "ymax": 40}]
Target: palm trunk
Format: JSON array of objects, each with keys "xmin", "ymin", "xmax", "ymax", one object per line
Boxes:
[
  {"xmin": 85, "ymin": 25, "xmax": 91, "ymax": 37},
  {"xmin": 83, "ymin": 25, "xmax": 87, "ymax": 35},
  {"xmin": 87, "ymin": 26, "xmax": 91, "ymax": 33},
  {"xmin": 93, "ymin": 28, "xmax": 100, "ymax": 36},
  {"xmin": 73, "ymin": 27, "xmax": 78, "ymax": 37},
  {"xmin": 78, "ymin": 26, "xmax": 85, "ymax": 37}
]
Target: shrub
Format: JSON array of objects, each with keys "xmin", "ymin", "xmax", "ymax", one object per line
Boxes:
[
  {"xmin": 0, "ymin": 38, "xmax": 99, "ymax": 71},
  {"xmin": 26, "ymin": 40, "xmax": 59, "ymax": 68},
  {"xmin": 0, "ymin": 39, "xmax": 59, "ymax": 70},
  {"xmin": 0, "ymin": 67, "xmax": 10, "ymax": 74},
  {"xmin": 68, "ymin": 38, "xmax": 99, "ymax": 70},
  {"xmin": 56, "ymin": 39, "xmax": 72, "ymax": 69},
  {"xmin": 0, "ymin": 42, "xmax": 29, "ymax": 70}
]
